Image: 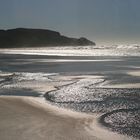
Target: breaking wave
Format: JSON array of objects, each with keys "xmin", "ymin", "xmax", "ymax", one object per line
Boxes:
[{"xmin": 1, "ymin": 45, "xmax": 140, "ymax": 56}]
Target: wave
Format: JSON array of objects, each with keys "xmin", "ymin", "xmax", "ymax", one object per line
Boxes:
[{"xmin": 1, "ymin": 45, "xmax": 140, "ymax": 56}]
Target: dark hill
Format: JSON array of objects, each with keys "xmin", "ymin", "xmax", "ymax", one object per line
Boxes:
[{"xmin": 0, "ymin": 28, "xmax": 95, "ymax": 48}]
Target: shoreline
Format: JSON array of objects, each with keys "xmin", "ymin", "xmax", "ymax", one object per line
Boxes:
[
  {"xmin": 0, "ymin": 52, "xmax": 140, "ymax": 140},
  {"xmin": 0, "ymin": 96, "xmax": 133, "ymax": 140}
]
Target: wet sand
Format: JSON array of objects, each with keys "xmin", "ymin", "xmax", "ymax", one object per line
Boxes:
[
  {"xmin": 0, "ymin": 96, "xmax": 132, "ymax": 140},
  {"xmin": 0, "ymin": 52, "xmax": 140, "ymax": 140},
  {"xmin": 0, "ymin": 72, "xmax": 139, "ymax": 140}
]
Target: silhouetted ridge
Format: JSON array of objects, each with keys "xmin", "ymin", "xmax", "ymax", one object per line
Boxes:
[{"xmin": 0, "ymin": 28, "xmax": 95, "ymax": 48}]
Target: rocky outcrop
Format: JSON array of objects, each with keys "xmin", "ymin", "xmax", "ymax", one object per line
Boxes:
[{"xmin": 0, "ymin": 28, "xmax": 95, "ymax": 48}]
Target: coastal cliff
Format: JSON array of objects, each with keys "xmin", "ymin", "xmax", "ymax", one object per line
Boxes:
[{"xmin": 0, "ymin": 28, "xmax": 95, "ymax": 48}]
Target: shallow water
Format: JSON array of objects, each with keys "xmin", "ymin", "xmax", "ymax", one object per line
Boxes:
[{"xmin": 45, "ymin": 79, "xmax": 140, "ymax": 138}]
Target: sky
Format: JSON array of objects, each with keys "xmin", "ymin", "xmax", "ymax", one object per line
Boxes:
[{"xmin": 0, "ymin": 0, "xmax": 140, "ymax": 45}]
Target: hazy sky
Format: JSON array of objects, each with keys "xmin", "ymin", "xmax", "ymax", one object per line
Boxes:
[{"xmin": 0, "ymin": 0, "xmax": 140, "ymax": 45}]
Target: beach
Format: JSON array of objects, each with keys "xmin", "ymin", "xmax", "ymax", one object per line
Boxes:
[
  {"xmin": 0, "ymin": 48, "xmax": 139, "ymax": 140},
  {"xmin": 0, "ymin": 96, "xmax": 133, "ymax": 140}
]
